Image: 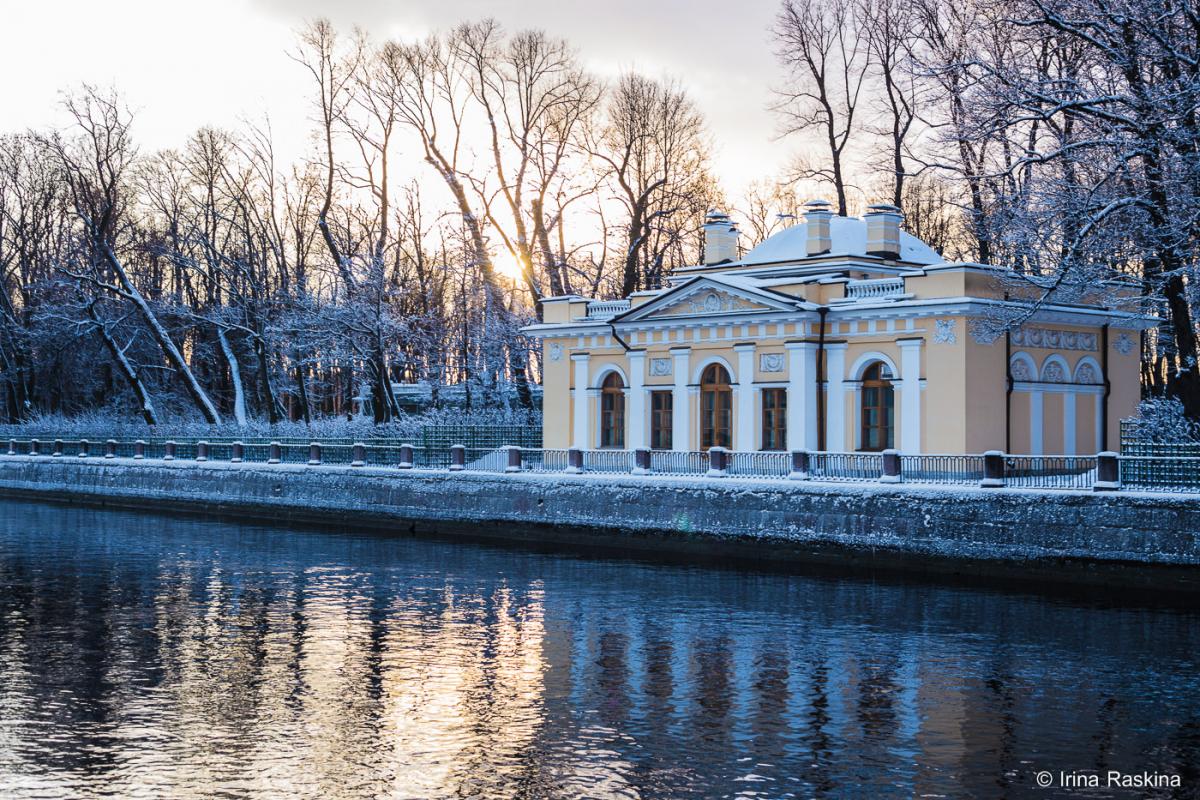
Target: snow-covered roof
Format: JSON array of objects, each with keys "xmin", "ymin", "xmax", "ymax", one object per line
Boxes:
[{"xmin": 738, "ymin": 215, "xmax": 943, "ymax": 267}]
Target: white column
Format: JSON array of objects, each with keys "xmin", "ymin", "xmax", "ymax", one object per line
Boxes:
[
  {"xmin": 897, "ymin": 338, "xmax": 923, "ymax": 454},
  {"xmin": 627, "ymin": 350, "xmax": 646, "ymax": 450},
  {"xmin": 1030, "ymin": 390, "xmax": 1044, "ymax": 455},
  {"xmin": 825, "ymin": 343, "xmax": 848, "ymax": 451},
  {"xmin": 571, "ymin": 353, "xmax": 589, "ymax": 449},
  {"xmin": 1094, "ymin": 393, "xmax": 1104, "ymax": 453},
  {"xmin": 671, "ymin": 347, "xmax": 691, "ymax": 452},
  {"xmin": 785, "ymin": 341, "xmax": 818, "ymax": 450},
  {"xmin": 734, "ymin": 343, "xmax": 756, "ymax": 451},
  {"xmin": 1063, "ymin": 391, "xmax": 1076, "ymax": 455}
]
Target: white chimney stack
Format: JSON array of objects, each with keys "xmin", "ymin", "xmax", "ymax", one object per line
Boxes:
[
  {"xmin": 702, "ymin": 210, "xmax": 739, "ymax": 265},
  {"xmin": 865, "ymin": 203, "xmax": 903, "ymax": 260},
  {"xmin": 804, "ymin": 200, "xmax": 833, "ymax": 256}
]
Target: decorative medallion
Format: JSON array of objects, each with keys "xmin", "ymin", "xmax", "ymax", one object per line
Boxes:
[
  {"xmin": 933, "ymin": 319, "xmax": 957, "ymax": 344},
  {"xmin": 760, "ymin": 353, "xmax": 785, "ymax": 373},
  {"xmin": 1010, "ymin": 358, "xmax": 1033, "ymax": 381},
  {"xmin": 1011, "ymin": 326, "xmax": 1097, "ymax": 351},
  {"xmin": 1041, "ymin": 361, "xmax": 1067, "ymax": 382},
  {"xmin": 1075, "ymin": 363, "xmax": 1099, "ymax": 384},
  {"xmin": 1114, "ymin": 333, "xmax": 1135, "ymax": 355},
  {"xmin": 548, "ymin": 342, "xmax": 563, "ymax": 362},
  {"xmin": 649, "ymin": 358, "xmax": 672, "ymax": 377}
]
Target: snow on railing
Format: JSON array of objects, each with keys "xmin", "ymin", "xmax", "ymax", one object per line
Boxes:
[
  {"xmin": 845, "ymin": 278, "xmax": 905, "ymax": 301},
  {"xmin": 585, "ymin": 299, "xmax": 631, "ymax": 320},
  {"xmin": 3, "ymin": 436, "xmax": 1197, "ymax": 493}
]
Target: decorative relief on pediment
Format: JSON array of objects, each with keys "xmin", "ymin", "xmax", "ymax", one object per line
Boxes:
[
  {"xmin": 649, "ymin": 358, "xmax": 672, "ymax": 376},
  {"xmin": 654, "ymin": 289, "xmax": 768, "ymax": 318},
  {"xmin": 760, "ymin": 353, "xmax": 785, "ymax": 373},
  {"xmin": 1011, "ymin": 326, "xmax": 1097, "ymax": 351},
  {"xmin": 1114, "ymin": 333, "xmax": 1135, "ymax": 355}
]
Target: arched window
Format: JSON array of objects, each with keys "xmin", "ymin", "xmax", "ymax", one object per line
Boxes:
[
  {"xmin": 700, "ymin": 364, "xmax": 733, "ymax": 450},
  {"xmin": 599, "ymin": 372, "xmax": 625, "ymax": 448},
  {"xmin": 860, "ymin": 361, "xmax": 895, "ymax": 452}
]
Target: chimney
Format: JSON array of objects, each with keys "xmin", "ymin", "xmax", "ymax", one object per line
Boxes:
[
  {"xmin": 804, "ymin": 199, "xmax": 833, "ymax": 256},
  {"xmin": 703, "ymin": 209, "xmax": 739, "ymax": 265},
  {"xmin": 865, "ymin": 203, "xmax": 903, "ymax": 260}
]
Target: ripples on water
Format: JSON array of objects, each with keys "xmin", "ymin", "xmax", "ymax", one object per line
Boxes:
[{"xmin": 0, "ymin": 500, "xmax": 1197, "ymax": 799}]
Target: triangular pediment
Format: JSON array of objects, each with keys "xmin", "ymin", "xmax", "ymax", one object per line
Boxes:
[{"xmin": 615, "ymin": 277, "xmax": 804, "ymax": 323}]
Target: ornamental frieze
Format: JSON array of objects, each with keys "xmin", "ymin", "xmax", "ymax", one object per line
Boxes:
[{"xmin": 1010, "ymin": 326, "xmax": 1097, "ymax": 351}]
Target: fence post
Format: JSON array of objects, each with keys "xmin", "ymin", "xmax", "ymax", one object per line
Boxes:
[
  {"xmin": 268, "ymin": 441, "xmax": 281, "ymax": 464},
  {"xmin": 53, "ymin": 439, "xmax": 63, "ymax": 457},
  {"xmin": 981, "ymin": 450, "xmax": 1006, "ymax": 488},
  {"xmin": 7, "ymin": 438, "xmax": 16, "ymax": 456},
  {"xmin": 351, "ymin": 442, "xmax": 365, "ymax": 467},
  {"xmin": 164, "ymin": 440, "xmax": 176, "ymax": 461},
  {"xmin": 707, "ymin": 446, "xmax": 728, "ymax": 478},
  {"xmin": 231, "ymin": 441, "xmax": 244, "ymax": 463},
  {"xmin": 1094, "ymin": 451, "xmax": 1120, "ymax": 491},
  {"xmin": 881, "ymin": 449, "xmax": 901, "ymax": 483},
  {"xmin": 196, "ymin": 441, "xmax": 209, "ymax": 462},
  {"xmin": 78, "ymin": 439, "xmax": 90, "ymax": 458},
  {"xmin": 29, "ymin": 439, "xmax": 40, "ymax": 457},
  {"xmin": 308, "ymin": 442, "xmax": 321, "ymax": 466},
  {"xmin": 565, "ymin": 448, "xmax": 583, "ymax": 474},
  {"xmin": 133, "ymin": 440, "xmax": 145, "ymax": 460},
  {"xmin": 788, "ymin": 450, "xmax": 810, "ymax": 480},
  {"xmin": 633, "ymin": 448, "xmax": 651, "ymax": 475},
  {"xmin": 105, "ymin": 439, "xmax": 116, "ymax": 459},
  {"xmin": 398, "ymin": 443, "xmax": 414, "ymax": 469},
  {"xmin": 505, "ymin": 445, "xmax": 523, "ymax": 473},
  {"xmin": 450, "ymin": 444, "xmax": 465, "ymax": 471}
]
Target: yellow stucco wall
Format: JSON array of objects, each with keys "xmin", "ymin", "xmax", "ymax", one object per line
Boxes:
[{"xmin": 539, "ymin": 316, "xmax": 1141, "ymax": 456}]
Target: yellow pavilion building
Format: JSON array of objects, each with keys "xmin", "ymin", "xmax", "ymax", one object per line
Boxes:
[{"xmin": 523, "ymin": 202, "xmax": 1151, "ymax": 456}]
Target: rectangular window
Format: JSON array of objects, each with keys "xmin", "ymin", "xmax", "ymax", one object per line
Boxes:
[
  {"xmin": 650, "ymin": 391, "xmax": 673, "ymax": 449},
  {"xmin": 761, "ymin": 388, "xmax": 787, "ymax": 451}
]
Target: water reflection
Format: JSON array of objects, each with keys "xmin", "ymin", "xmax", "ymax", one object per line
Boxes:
[{"xmin": 0, "ymin": 500, "xmax": 1197, "ymax": 798}]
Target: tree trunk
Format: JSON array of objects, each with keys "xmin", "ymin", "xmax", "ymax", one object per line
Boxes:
[
  {"xmin": 217, "ymin": 327, "xmax": 248, "ymax": 427},
  {"xmin": 100, "ymin": 241, "xmax": 220, "ymax": 424}
]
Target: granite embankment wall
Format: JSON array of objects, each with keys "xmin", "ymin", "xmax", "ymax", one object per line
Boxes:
[{"xmin": 0, "ymin": 455, "xmax": 1197, "ymax": 592}]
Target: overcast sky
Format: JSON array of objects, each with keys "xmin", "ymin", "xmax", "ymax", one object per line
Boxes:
[{"xmin": 4, "ymin": 0, "xmax": 790, "ymax": 194}]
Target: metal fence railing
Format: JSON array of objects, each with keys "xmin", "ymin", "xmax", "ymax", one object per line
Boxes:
[
  {"xmin": 809, "ymin": 452, "xmax": 884, "ymax": 482},
  {"xmin": 1004, "ymin": 455, "xmax": 1097, "ymax": 490},
  {"xmin": 5, "ymin": 436, "xmax": 1200, "ymax": 494},
  {"xmin": 649, "ymin": 450, "xmax": 709, "ymax": 476},
  {"xmin": 900, "ymin": 454, "xmax": 988, "ymax": 485},
  {"xmin": 1119, "ymin": 455, "xmax": 1200, "ymax": 492}
]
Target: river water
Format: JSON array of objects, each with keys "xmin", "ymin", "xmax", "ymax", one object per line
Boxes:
[{"xmin": 0, "ymin": 499, "xmax": 1196, "ymax": 799}]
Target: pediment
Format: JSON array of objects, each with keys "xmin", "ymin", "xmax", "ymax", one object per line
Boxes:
[{"xmin": 616, "ymin": 278, "xmax": 801, "ymax": 323}]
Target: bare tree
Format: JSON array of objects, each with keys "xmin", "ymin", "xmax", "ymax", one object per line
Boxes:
[
  {"xmin": 773, "ymin": 0, "xmax": 871, "ymax": 216},
  {"xmin": 44, "ymin": 87, "xmax": 221, "ymax": 424},
  {"xmin": 592, "ymin": 73, "xmax": 711, "ymax": 296}
]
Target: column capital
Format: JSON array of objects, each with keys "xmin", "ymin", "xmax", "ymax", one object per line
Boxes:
[
  {"xmin": 627, "ymin": 349, "xmax": 647, "ymax": 359},
  {"xmin": 732, "ymin": 342, "xmax": 757, "ymax": 353},
  {"xmin": 669, "ymin": 346, "xmax": 691, "ymax": 354},
  {"xmin": 896, "ymin": 337, "xmax": 925, "ymax": 348},
  {"xmin": 825, "ymin": 341, "xmax": 849, "ymax": 351},
  {"xmin": 785, "ymin": 340, "xmax": 820, "ymax": 351},
  {"xmin": 570, "ymin": 352, "xmax": 591, "ymax": 362}
]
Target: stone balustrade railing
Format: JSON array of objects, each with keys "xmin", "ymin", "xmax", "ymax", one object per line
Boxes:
[
  {"xmin": 585, "ymin": 299, "xmax": 632, "ymax": 320},
  {"xmin": 844, "ymin": 277, "xmax": 906, "ymax": 300}
]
